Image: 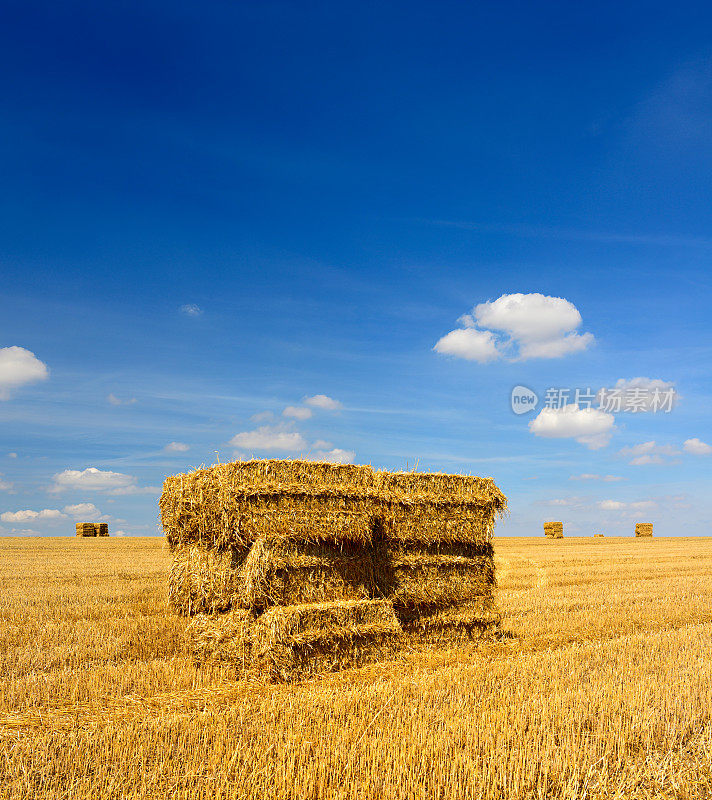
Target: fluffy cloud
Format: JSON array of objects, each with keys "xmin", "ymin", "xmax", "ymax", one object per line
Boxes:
[
  {"xmin": 683, "ymin": 438, "xmax": 712, "ymax": 455},
  {"xmin": 0, "ymin": 475, "xmax": 13, "ymax": 491},
  {"xmin": 435, "ymin": 293, "xmax": 594, "ymax": 364},
  {"xmin": 0, "ymin": 346, "xmax": 49, "ymax": 400},
  {"xmin": 598, "ymin": 500, "xmax": 626, "ymax": 511},
  {"xmin": 1, "ymin": 508, "xmax": 65, "ymax": 523},
  {"xmin": 570, "ymin": 474, "xmax": 624, "ymax": 482},
  {"xmin": 229, "ymin": 425, "xmax": 308, "ymax": 452},
  {"xmin": 283, "ymin": 406, "xmax": 313, "ymax": 420},
  {"xmin": 529, "ymin": 404, "xmax": 615, "ymax": 449},
  {"xmin": 619, "ymin": 441, "xmax": 679, "ymax": 465},
  {"xmin": 180, "ymin": 304, "xmax": 203, "ymax": 316},
  {"xmin": 308, "ymin": 448, "xmax": 355, "ymax": 464},
  {"xmin": 62, "ymin": 503, "xmax": 102, "ymax": 518},
  {"xmin": 114, "ymin": 530, "xmax": 128, "ymax": 537},
  {"xmin": 433, "ymin": 327, "xmax": 500, "ymax": 363},
  {"xmin": 304, "ymin": 395, "xmax": 342, "ymax": 411},
  {"xmin": 165, "ymin": 441, "xmax": 190, "ymax": 453},
  {"xmin": 107, "ymin": 393, "xmax": 137, "ymax": 406},
  {"xmin": 50, "ymin": 467, "xmax": 158, "ymax": 495}
]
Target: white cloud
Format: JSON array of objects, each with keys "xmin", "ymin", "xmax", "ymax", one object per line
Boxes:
[
  {"xmin": 50, "ymin": 467, "xmax": 156, "ymax": 495},
  {"xmin": 107, "ymin": 393, "xmax": 137, "ymax": 406},
  {"xmin": 436, "ymin": 294, "xmax": 594, "ymax": 364},
  {"xmin": 62, "ymin": 503, "xmax": 101, "ymax": 518},
  {"xmin": 309, "ymin": 448, "xmax": 355, "ymax": 464},
  {"xmin": 596, "ymin": 377, "xmax": 678, "ymax": 412},
  {"xmin": 7, "ymin": 453, "xmax": 17, "ymax": 459},
  {"xmin": 683, "ymin": 438, "xmax": 712, "ymax": 455},
  {"xmin": 570, "ymin": 474, "xmax": 624, "ymax": 482},
  {"xmin": 229, "ymin": 425, "xmax": 308, "ymax": 452},
  {"xmin": 619, "ymin": 441, "xmax": 680, "ymax": 465},
  {"xmin": 283, "ymin": 406, "xmax": 313, "ymax": 420},
  {"xmin": 529, "ymin": 404, "xmax": 615, "ymax": 449},
  {"xmin": 180, "ymin": 304, "xmax": 203, "ymax": 316},
  {"xmin": 630, "ymin": 500, "xmax": 657, "ymax": 510},
  {"xmin": 165, "ymin": 441, "xmax": 190, "ymax": 453},
  {"xmin": 114, "ymin": 530, "xmax": 128, "ymax": 537},
  {"xmin": 433, "ymin": 327, "xmax": 501, "ymax": 363},
  {"xmin": 614, "ymin": 377, "xmax": 675, "ymax": 392},
  {"xmin": 435, "ymin": 293, "xmax": 594, "ymax": 363},
  {"xmin": 0, "ymin": 346, "xmax": 49, "ymax": 400},
  {"xmin": 1, "ymin": 508, "xmax": 65, "ymax": 523},
  {"xmin": 0, "ymin": 475, "xmax": 13, "ymax": 491},
  {"xmin": 313, "ymin": 440, "xmax": 333, "ymax": 449},
  {"xmin": 304, "ymin": 394, "xmax": 343, "ymax": 411},
  {"xmin": 598, "ymin": 500, "xmax": 626, "ymax": 511}
]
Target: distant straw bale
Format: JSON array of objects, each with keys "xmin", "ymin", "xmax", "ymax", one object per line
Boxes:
[
  {"xmin": 75, "ymin": 523, "xmax": 97, "ymax": 537},
  {"xmin": 635, "ymin": 523, "xmax": 654, "ymax": 537},
  {"xmin": 543, "ymin": 522, "xmax": 563, "ymax": 539},
  {"xmin": 594, "ymin": 533, "xmax": 604, "ymax": 538},
  {"xmin": 162, "ymin": 458, "xmax": 507, "ymax": 679}
]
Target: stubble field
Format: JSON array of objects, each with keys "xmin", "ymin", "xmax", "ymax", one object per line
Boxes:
[{"xmin": 2, "ymin": 536, "xmax": 712, "ymax": 799}]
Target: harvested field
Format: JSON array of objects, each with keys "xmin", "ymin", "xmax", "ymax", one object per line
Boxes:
[{"xmin": 4, "ymin": 536, "xmax": 712, "ymax": 799}]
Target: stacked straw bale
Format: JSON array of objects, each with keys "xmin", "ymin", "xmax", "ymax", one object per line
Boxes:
[
  {"xmin": 161, "ymin": 459, "xmax": 507, "ymax": 680},
  {"xmin": 594, "ymin": 533, "xmax": 604, "ymax": 538},
  {"xmin": 635, "ymin": 522, "xmax": 653, "ymax": 537},
  {"xmin": 543, "ymin": 521, "xmax": 564, "ymax": 539},
  {"xmin": 75, "ymin": 522, "xmax": 110, "ymax": 537}
]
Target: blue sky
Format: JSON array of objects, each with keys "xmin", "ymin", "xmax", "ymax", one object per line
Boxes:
[{"xmin": 1, "ymin": 0, "xmax": 711, "ymax": 536}]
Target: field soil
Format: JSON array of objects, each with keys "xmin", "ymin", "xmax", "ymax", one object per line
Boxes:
[{"xmin": 2, "ymin": 536, "xmax": 712, "ymax": 799}]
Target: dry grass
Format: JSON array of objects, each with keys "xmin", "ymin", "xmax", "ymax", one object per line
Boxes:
[{"xmin": 3, "ymin": 536, "xmax": 712, "ymax": 799}]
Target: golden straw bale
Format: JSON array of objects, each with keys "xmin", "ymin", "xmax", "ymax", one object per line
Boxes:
[
  {"xmin": 635, "ymin": 522, "xmax": 654, "ymax": 537},
  {"xmin": 543, "ymin": 522, "xmax": 563, "ymax": 539},
  {"xmin": 75, "ymin": 522, "xmax": 97, "ymax": 537},
  {"xmin": 97, "ymin": 523, "xmax": 109, "ymax": 537},
  {"xmin": 189, "ymin": 599, "xmax": 402, "ymax": 681},
  {"xmin": 160, "ymin": 459, "xmax": 507, "ymax": 550},
  {"xmin": 374, "ymin": 541, "xmax": 495, "ymax": 616}
]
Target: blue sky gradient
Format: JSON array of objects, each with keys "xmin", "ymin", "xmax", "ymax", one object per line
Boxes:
[{"xmin": 1, "ymin": 1, "xmax": 711, "ymax": 536}]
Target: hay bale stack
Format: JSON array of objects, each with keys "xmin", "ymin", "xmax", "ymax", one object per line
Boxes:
[
  {"xmin": 75, "ymin": 522, "xmax": 109, "ymax": 537},
  {"xmin": 161, "ymin": 458, "xmax": 507, "ymax": 679},
  {"xmin": 635, "ymin": 522, "xmax": 653, "ymax": 537},
  {"xmin": 543, "ymin": 521, "xmax": 563, "ymax": 539},
  {"xmin": 594, "ymin": 533, "xmax": 604, "ymax": 538}
]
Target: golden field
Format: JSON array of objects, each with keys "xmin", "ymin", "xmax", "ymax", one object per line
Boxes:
[{"xmin": 2, "ymin": 536, "xmax": 712, "ymax": 799}]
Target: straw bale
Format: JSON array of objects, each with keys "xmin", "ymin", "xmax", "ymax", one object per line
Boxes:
[
  {"xmin": 168, "ymin": 543, "xmax": 249, "ymax": 615},
  {"xmin": 189, "ymin": 609, "xmax": 255, "ymax": 667},
  {"xmin": 75, "ymin": 522, "xmax": 97, "ymax": 537},
  {"xmin": 594, "ymin": 533, "xmax": 604, "ymax": 538},
  {"xmin": 380, "ymin": 504, "xmax": 496, "ymax": 545},
  {"xmin": 189, "ymin": 599, "xmax": 402, "ymax": 681},
  {"xmin": 374, "ymin": 541, "xmax": 495, "ymax": 613},
  {"xmin": 160, "ymin": 459, "xmax": 507, "ymax": 549},
  {"xmin": 97, "ymin": 523, "xmax": 109, "ymax": 537},
  {"xmin": 400, "ymin": 598, "xmax": 500, "ymax": 644},
  {"xmin": 169, "ymin": 539, "xmax": 380, "ymax": 616},
  {"xmin": 543, "ymin": 521, "xmax": 563, "ymax": 539},
  {"xmin": 635, "ymin": 522, "xmax": 654, "ymax": 537}
]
